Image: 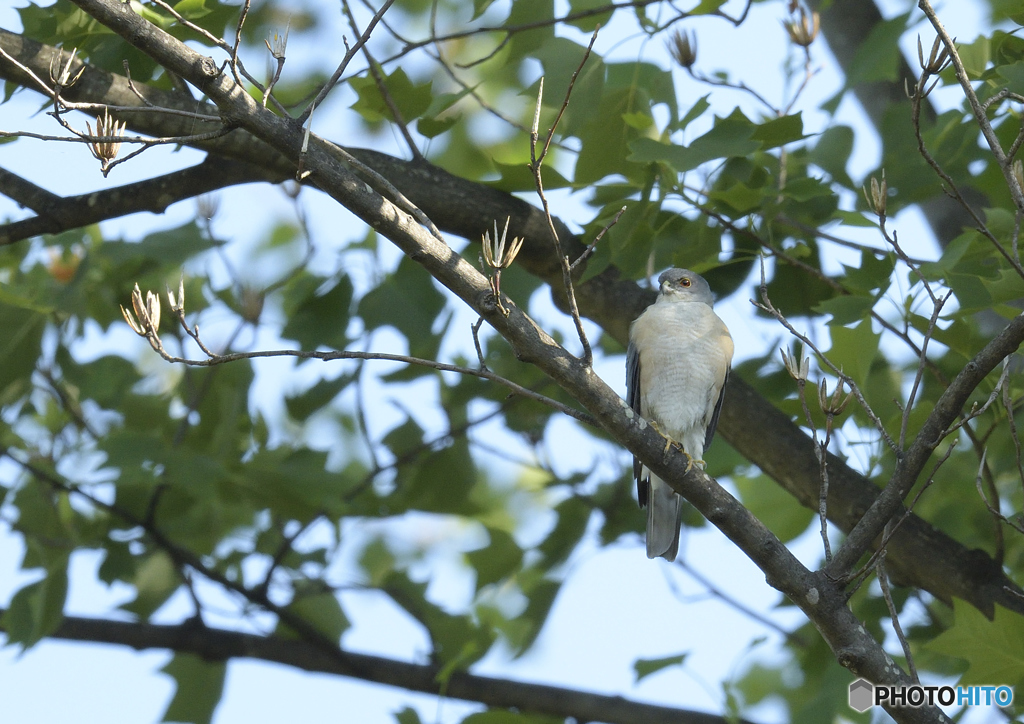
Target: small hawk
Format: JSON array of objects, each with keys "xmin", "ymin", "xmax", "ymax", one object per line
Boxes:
[{"xmin": 626, "ymin": 269, "xmax": 734, "ymax": 560}]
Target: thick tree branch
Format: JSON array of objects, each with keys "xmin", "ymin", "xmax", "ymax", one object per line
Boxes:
[
  {"xmin": 0, "ymin": 611, "xmax": 753, "ymax": 724},
  {"xmin": 0, "ymin": 26, "xmax": 1020, "ymax": 621},
  {"xmin": 59, "ymin": 4, "xmax": 952, "ymax": 720},
  {"xmin": 0, "ymin": 158, "xmax": 274, "ymax": 245},
  {"xmin": 828, "ymin": 312, "xmax": 1024, "ymax": 578}
]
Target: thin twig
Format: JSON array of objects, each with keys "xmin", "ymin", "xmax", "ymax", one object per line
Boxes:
[
  {"xmin": 137, "ymin": 301, "xmax": 596, "ymax": 426},
  {"xmin": 877, "ymin": 550, "xmax": 918, "ymax": 683},
  {"xmin": 342, "ymin": 0, "xmax": 422, "ymax": 161},
  {"xmin": 528, "ymin": 29, "xmax": 600, "ymax": 366},
  {"xmin": 569, "ymin": 205, "xmax": 626, "ymax": 272},
  {"xmin": 298, "ymin": 0, "xmax": 396, "ymax": 125}
]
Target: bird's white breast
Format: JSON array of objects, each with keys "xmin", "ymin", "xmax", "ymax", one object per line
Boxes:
[{"xmin": 629, "ymin": 299, "xmax": 733, "ymax": 459}]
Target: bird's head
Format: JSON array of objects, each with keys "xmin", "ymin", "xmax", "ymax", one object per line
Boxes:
[{"xmin": 657, "ymin": 268, "xmax": 714, "ymax": 305}]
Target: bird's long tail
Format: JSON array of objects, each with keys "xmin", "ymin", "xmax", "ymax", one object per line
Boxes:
[{"xmin": 646, "ymin": 474, "xmax": 682, "ymax": 560}]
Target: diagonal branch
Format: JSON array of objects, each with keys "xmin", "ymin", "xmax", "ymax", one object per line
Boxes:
[
  {"xmin": 1, "ymin": 26, "xmax": 1021, "ymax": 622},
  {"xmin": 826, "ymin": 311, "xmax": 1024, "ymax": 579},
  {"xmin": 61, "ymin": 4, "xmax": 953, "ymax": 719}
]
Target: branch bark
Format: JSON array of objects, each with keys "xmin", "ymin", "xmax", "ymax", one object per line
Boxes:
[
  {"xmin": 0, "ymin": 25, "xmax": 1021, "ymax": 619},
  {"xmin": 0, "ymin": 610, "xmax": 753, "ymax": 724},
  {"xmin": 0, "ymin": 158, "xmax": 272, "ymax": 245},
  {"xmin": 46, "ymin": 3, "xmax": 964, "ymax": 720}
]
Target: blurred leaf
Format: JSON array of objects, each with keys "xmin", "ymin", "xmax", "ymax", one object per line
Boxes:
[
  {"xmin": 394, "ymin": 707, "xmax": 423, "ymax": 724},
  {"xmin": 927, "ymin": 600, "xmax": 1024, "ymax": 689},
  {"xmin": 384, "ymin": 571, "xmax": 494, "ymax": 668},
  {"xmin": 281, "ymin": 274, "xmax": 353, "ymax": 351},
  {"xmin": 844, "ymin": 12, "xmax": 910, "ymax": 84},
  {"xmin": 160, "ymin": 653, "xmax": 226, "ymax": 724},
  {"xmin": 350, "ymin": 67, "xmax": 433, "ymax": 124},
  {"xmin": 467, "ymin": 528, "xmax": 523, "ymax": 590},
  {"xmin": 634, "ymin": 653, "xmax": 687, "ymax": 682},
  {"xmin": 461, "ymin": 712, "xmax": 562, "ymax": 724},
  {"xmin": 734, "ymin": 474, "xmax": 813, "ymax": 543},
  {"xmin": 810, "ymin": 125, "xmax": 854, "ymax": 186},
  {"xmin": 276, "ymin": 589, "xmax": 350, "ymax": 643},
  {"xmin": 827, "ymin": 320, "xmax": 880, "ymax": 389},
  {"xmin": 751, "ymin": 113, "xmax": 805, "ymax": 150},
  {"xmin": 537, "ymin": 496, "xmax": 591, "ymax": 567},
  {"xmin": 2, "ymin": 565, "xmax": 68, "ymax": 649},
  {"xmin": 812, "ymin": 295, "xmax": 875, "ymax": 326},
  {"xmin": 285, "ymin": 371, "xmax": 356, "ymax": 421},
  {"xmin": 359, "ymin": 257, "xmax": 447, "ymax": 359},
  {"xmin": 122, "ymin": 551, "xmax": 179, "ymax": 620},
  {"xmin": 0, "ymin": 299, "xmax": 45, "ymax": 401}
]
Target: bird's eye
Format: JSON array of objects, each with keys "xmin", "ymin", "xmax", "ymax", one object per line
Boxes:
[{"xmin": 681, "ymin": 278, "xmax": 691, "ymax": 287}]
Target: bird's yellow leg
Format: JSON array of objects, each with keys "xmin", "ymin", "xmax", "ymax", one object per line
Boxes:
[{"xmin": 648, "ymin": 421, "xmax": 698, "ymax": 473}]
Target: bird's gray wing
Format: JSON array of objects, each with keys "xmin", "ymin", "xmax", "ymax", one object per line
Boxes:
[
  {"xmin": 703, "ymin": 366, "xmax": 730, "ymax": 452},
  {"xmin": 625, "ymin": 339, "xmax": 646, "ymax": 505}
]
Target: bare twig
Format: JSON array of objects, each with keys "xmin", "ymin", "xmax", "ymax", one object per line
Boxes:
[
  {"xmin": 125, "ymin": 287, "xmax": 596, "ymax": 427},
  {"xmin": 528, "ymin": 29, "xmax": 600, "ymax": 366},
  {"xmin": 570, "ymin": 205, "xmax": 626, "ymax": 272},
  {"xmin": 342, "ymin": 0, "xmax": 422, "ymax": 161},
  {"xmin": 877, "ymin": 550, "xmax": 918, "ymax": 683},
  {"xmin": 298, "ymin": 0, "xmax": 396, "ymax": 125}
]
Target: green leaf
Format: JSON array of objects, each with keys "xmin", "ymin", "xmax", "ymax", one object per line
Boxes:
[
  {"xmin": 734, "ymin": 474, "xmax": 813, "ymax": 543},
  {"xmin": 401, "ymin": 439, "xmax": 478, "ymax": 515},
  {"xmin": 827, "ymin": 320, "xmax": 880, "ymax": 389},
  {"xmin": 812, "ymin": 295, "xmax": 875, "ymax": 326},
  {"xmin": 281, "ymin": 274, "xmax": 353, "ymax": 351},
  {"xmin": 927, "ymin": 600, "xmax": 1024, "ymax": 689},
  {"xmin": 537, "ymin": 497, "xmax": 591, "ymax": 567},
  {"xmin": 417, "ymin": 115, "xmax": 459, "ymax": 138},
  {"xmin": 466, "ymin": 528, "xmax": 523, "ymax": 590},
  {"xmin": 472, "ymin": 0, "xmax": 499, "ymax": 20},
  {"xmin": 160, "ymin": 653, "xmax": 226, "ymax": 724},
  {"xmin": 841, "ymin": 251, "xmax": 895, "ymax": 294},
  {"xmin": 59, "ymin": 352, "xmax": 139, "ymax": 408},
  {"xmin": 751, "ymin": 113, "xmax": 805, "ymax": 150},
  {"xmin": 997, "ymin": 60, "xmax": 1024, "ymax": 95},
  {"xmin": 959, "ymin": 35, "xmax": 992, "ymax": 80},
  {"xmin": 285, "ymin": 371, "xmax": 355, "ymax": 421},
  {"xmin": 810, "ymin": 125, "xmax": 854, "ymax": 186},
  {"xmin": 844, "ymin": 12, "xmax": 910, "ymax": 84},
  {"xmin": 689, "ymin": 0, "xmax": 726, "ymax": 13},
  {"xmin": 383, "ymin": 571, "xmax": 494, "ymax": 668},
  {"xmin": 489, "ymin": 162, "xmax": 571, "ymax": 193},
  {"xmin": 634, "ymin": 653, "xmax": 687, "ymax": 682},
  {"xmin": 394, "ymin": 707, "xmax": 423, "ymax": 724},
  {"xmin": 461, "ymin": 712, "xmax": 562, "ymax": 724},
  {"xmin": 358, "ymin": 257, "xmax": 447, "ymax": 359},
  {"xmin": 675, "ymin": 94, "xmax": 710, "ymax": 132},
  {"xmin": 122, "ymin": 551, "xmax": 179, "ymax": 619},
  {"xmin": 2, "ymin": 565, "xmax": 68, "ymax": 649},
  {"xmin": 276, "ymin": 589, "xmax": 349, "ymax": 642},
  {"xmin": 349, "ymin": 67, "xmax": 433, "ymax": 124},
  {"xmin": 0, "ymin": 299, "xmax": 46, "ymax": 401},
  {"xmin": 630, "ymin": 110, "xmax": 760, "ymax": 173},
  {"xmin": 565, "ymin": 0, "xmax": 613, "ymax": 31}
]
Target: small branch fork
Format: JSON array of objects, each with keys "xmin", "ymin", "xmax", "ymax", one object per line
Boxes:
[
  {"xmin": 528, "ymin": 28, "xmax": 601, "ymax": 367},
  {"xmin": 906, "ymin": 23, "xmax": 1024, "ymax": 280},
  {"xmin": 0, "ymin": 43, "xmax": 228, "ymax": 177},
  {"xmin": 918, "ymin": 0, "xmax": 1024, "ymax": 223}
]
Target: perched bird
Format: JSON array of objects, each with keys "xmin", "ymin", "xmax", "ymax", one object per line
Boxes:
[{"xmin": 626, "ymin": 269, "xmax": 734, "ymax": 560}]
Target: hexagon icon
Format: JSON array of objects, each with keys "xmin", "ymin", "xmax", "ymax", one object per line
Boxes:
[{"xmin": 849, "ymin": 678, "xmax": 874, "ymax": 713}]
